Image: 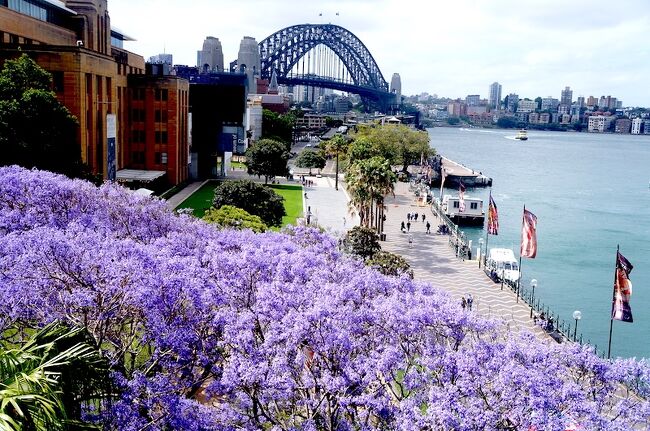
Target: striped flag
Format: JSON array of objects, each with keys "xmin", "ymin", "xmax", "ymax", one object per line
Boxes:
[
  {"xmin": 612, "ymin": 251, "xmax": 633, "ymax": 323},
  {"xmin": 487, "ymin": 194, "xmax": 499, "ymax": 235},
  {"xmin": 520, "ymin": 208, "xmax": 537, "ymax": 258},
  {"xmin": 459, "ymin": 181, "xmax": 466, "ymax": 213}
]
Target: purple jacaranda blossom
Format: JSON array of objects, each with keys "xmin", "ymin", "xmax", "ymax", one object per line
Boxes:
[{"xmin": 0, "ymin": 166, "xmax": 649, "ymax": 430}]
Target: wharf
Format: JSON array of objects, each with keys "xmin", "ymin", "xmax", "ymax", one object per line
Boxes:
[{"xmin": 436, "ymin": 156, "xmax": 492, "ymax": 187}]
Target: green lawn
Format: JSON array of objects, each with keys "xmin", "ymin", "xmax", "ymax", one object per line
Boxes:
[
  {"xmin": 175, "ymin": 181, "xmax": 218, "ymax": 218},
  {"xmin": 269, "ymin": 184, "xmax": 304, "ymax": 227},
  {"xmin": 175, "ymin": 181, "xmax": 304, "ymax": 227}
]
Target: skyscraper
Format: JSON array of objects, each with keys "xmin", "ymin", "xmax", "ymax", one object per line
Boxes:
[
  {"xmin": 560, "ymin": 86, "xmax": 573, "ymax": 106},
  {"xmin": 489, "ymin": 82, "xmax": 502, "ymax": 109}
]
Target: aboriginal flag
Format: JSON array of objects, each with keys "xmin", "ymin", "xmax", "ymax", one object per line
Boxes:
[{"xmin": 612, "ymin": 251, "xmax": 634, "ymax": 323}]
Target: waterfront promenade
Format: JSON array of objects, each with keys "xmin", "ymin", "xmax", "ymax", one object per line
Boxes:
[{"xmin": 381, "ymin": 181, "xmax": 544, "ymax": 335}]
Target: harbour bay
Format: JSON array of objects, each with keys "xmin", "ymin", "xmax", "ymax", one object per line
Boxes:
[{"xmin": 429, "ymin": 127, "xmax": 650, "ymax": 359}]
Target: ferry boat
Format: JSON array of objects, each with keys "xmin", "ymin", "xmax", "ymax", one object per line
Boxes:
[
  {"xmin": 441, "ymin": 195, "xmax": 485, "ymax": 226},
  {"xmin": 515, "ymin": 129, "xmax": 528, "ymax": 140},
  {"xmin": 485, "ymin": 248, "xmax": 520, "ymax": 284}
]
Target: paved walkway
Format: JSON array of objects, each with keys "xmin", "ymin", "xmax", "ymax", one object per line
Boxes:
[
  {"xmin": 166, "ymin": 181, "xmax": 206, "ymax": 209},
  {"xmin": 380, "ymin": 182, "xmax": 545, "ymax": 336}
]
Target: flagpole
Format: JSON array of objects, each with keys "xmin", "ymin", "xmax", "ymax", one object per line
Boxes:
[
  {"xmin": 516, "ymin": 205, "xmax": 525, "ymax": 303},
  {"xmin": 483, "ymin": 190, "xmax": 491, "ymax": 269},
  {"xmin": 607, "ymin": 244, "xmax": 619, "ymax": 360}
]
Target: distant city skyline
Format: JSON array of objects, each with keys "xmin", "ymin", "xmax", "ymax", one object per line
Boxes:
[{"xmin": 109, "ymin": 0, "xmax": 650, "ymax": 106}]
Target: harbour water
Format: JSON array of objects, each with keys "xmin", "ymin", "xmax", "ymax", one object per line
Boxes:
[{"xmin": 429, "ymin": 127, "xmax": 650, "ymax": 359}]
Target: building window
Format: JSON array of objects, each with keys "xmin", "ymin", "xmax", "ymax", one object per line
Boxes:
[
  {"xmin": 161, "ymin": 152, "xmax": 168, "ymax": 164},
  {"xmin": 52, "ymin": 71, "xmax": 64, "ymax": 93},
  {"xmin": 155, "ymin": 89, "xmax": 168, "ymax": 101},
  {"xmin": 470, "ymin": 202, "xmax": 478, "ymax": 210},
  {"xmin": 133, "ymin": 88, "xmax": 145, "ymax": 101},
  {"xmin": 155, "ymin": 152, "xmax": 161, "ymax": 164},
  {"xmin": 453, "ymin": 201, "xmax": 459, "ymax": 208},
  {"xmin": 161, "ymin": 131, "xmax": 167, "ymax": 143},
  {"xmin": 154, "ymin": 110, "xmax": 168, "ymax": 123},
  {"xmin": 8, "ymin": 0, "xmax": 47, "ymax": 21}
]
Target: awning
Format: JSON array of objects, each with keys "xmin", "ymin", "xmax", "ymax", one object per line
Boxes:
[{"xmin": 116, "ymin": 169, "xmax": 166, "ymax": 182}]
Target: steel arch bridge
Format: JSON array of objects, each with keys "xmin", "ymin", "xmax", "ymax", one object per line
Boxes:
[{"xmin": 258, "ymin": 24, "xmax": 396, "ymax": 110}]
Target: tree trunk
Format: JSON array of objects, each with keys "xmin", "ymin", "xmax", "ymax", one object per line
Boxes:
[{"xmin": 335, "ymin": 152, "xmax": 339, "ymax": 190}]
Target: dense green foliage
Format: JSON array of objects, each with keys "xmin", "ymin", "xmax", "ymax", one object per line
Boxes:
[
  {"xmin": 352, "ymin": 124, "xmax": 432, "ymax": 172},
  {"xmin": 261, "ymin": 109, "xmax": 295, "ymax": 146},
  {"xmin": 212, "ymin": 180, "xmax": 286, "ymax": 226},
  {"xmin": 295, "ymin": 149, "xmax": 326, "ymax": 174},
  {"xmin": 245, "ymin": 138, "xmax": 290, "ymax": 183},
  {"xmin": 366, "ymin": 251, "xmax": 414, "ymax": 278},
  {"xmin": 0, "ymin": 54, "xmax": 84, "ymax": 178},
  {"xmin": 342, "ymin": 226, "xmax": 381, "ymax": 260},
  {"xmin": 202, "ymin": 205, "xmax": 268, "ymax": 232},
  {"xmin": 497, "ymin": 117, "xmax": 519, "ymax": 129},
  {"xmin": 0, "ymin": 323, "xmax": 109, "ymax": 430}
]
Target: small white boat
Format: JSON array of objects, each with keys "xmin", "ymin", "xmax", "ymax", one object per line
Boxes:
[
  {"xmin": 515, "ymin": 129, "xmax": 528, "ymax": 140},
  {"xmin": 441, "ymin": 195, "xmax": 485, "ymax": 226},
  {"xmin": 485, "ymin": 248, "xmax": 520, "ymax": 283}
]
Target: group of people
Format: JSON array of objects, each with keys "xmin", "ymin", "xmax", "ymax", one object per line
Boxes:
[
  {"xmin": 401, "ymin": 212, "xmax": 432, "ymax": 234},
  {"xmin": 461, "ymin": 294, "xmax": 474, "ymax": 311},
  {"xmin": 406, "ymin": 212, "xmax": 426, "ymax": 223},
  {"xmin": 301, "ymin": 176, "xmax": 315, "ymax": 187},
  {"xmin": 533, "ymin": 312, "xmax": 555, "ymax": 332}
]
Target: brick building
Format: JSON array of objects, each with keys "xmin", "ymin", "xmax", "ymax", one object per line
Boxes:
[{"xmin": 0, "ymin": 0, "xmax": 190, "ymax": 185}]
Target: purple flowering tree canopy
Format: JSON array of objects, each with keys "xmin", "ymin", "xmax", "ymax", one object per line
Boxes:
[{"xmin": 0, "ymin": 166, "xmax": 648, "ymax": 430}]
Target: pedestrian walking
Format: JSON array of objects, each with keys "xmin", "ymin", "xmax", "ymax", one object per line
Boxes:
[
  {"xmin": 422, "ymin": 213, "xmax": 426, "ymax": 223},
  {"xmin": 400, "ymin": 221, "xmax": 406, "ymax": 233},
  {"xmin": 407, "ymin": 221, "xmax": 411, "ymax": 232},
  {"xmin": 461, "ymin": 296, "xmax": 467, "ymax": 310},
  {"xmin": 414, "ymin": 213, "xmax": 419, "ymax": 221},
  {"xmin": 426, "ymin": 221, "xmax": 431, "ymax": 234},
  {"xmin": 407, "ymin": 213, "xmax": 411, "ymax": 222},
  {"xmin": 408, "ymin": 234, "xmax": 413, "ymax": 248},
  {"xmin": 467, "ymin": 294, "xmax": 473, "ymax": 311}
]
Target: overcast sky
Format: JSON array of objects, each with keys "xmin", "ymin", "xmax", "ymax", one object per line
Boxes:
[{"xmin": 109, "ymin": 0, "xmax": 650, "ymax": 106}]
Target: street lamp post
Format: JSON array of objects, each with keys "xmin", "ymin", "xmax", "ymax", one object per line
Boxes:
[
  {"xmin": 529, "ymin": 278, "xmax": 538, "ymax": 318},
  {"xmin": 478, "ymin": 238, "xmax": 484, "ymax": 268},
  {"xmin": 573, "ymin": 310, "xmax": 582, "ymax": 341}
]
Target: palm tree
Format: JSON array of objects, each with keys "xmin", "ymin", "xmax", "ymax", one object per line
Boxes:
[
  {"xmin": 345, "ymin": 157, "xmax": 396, "ymax": 229},
  {"xmin": 325, "ymin": 135, "xmax": 349, "ymax": 190},
  {"xmin": 0, "ymin": 323, "xmax": 109, "ymax": 430}
]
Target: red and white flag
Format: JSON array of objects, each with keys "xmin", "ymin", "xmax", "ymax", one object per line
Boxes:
[
  {"xmin": 520, "ymin": 208, "xmax": 538, "ymax": 258},
  {"xmin": 459, "ymin": 182, "xmax": 466, "ymax": 213}
]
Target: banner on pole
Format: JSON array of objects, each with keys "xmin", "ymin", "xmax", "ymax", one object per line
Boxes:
[
  {"xmin": 612, "ymin": 251, "xmax": 634, "ymax": 323},
  {"xmin": 459, "ymin": 181, "xmax": 466, "ymax": 213},
  {"xmin": 520, "ymin": 208, "xmax": 538, "ymax": 258},
  {"xmin": 487, "ymin": 194, "xmax": 499, "ymax": 235}
]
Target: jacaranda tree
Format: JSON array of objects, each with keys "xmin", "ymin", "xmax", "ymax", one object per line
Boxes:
[{"xmin": 0, "ymin": 166, "xmax": 649, "ymax": 430}]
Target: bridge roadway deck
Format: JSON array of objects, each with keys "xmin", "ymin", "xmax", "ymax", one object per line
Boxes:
[{"xmin": 381, "ymin": 181, "xmax": 549, "ymax": 339}]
